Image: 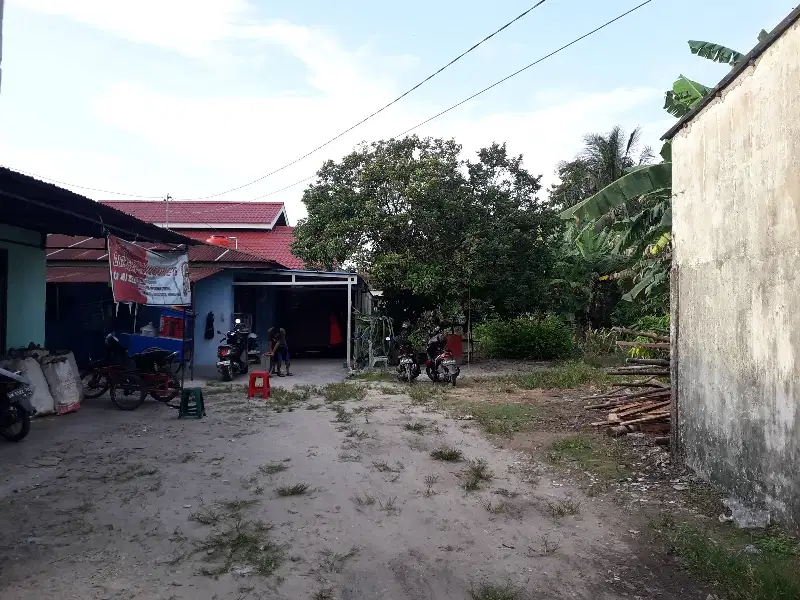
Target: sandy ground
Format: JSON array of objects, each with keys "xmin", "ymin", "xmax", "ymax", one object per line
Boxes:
[{"xmin": 0, "ymin": 374, "xmax": 704, "ymax": 600}]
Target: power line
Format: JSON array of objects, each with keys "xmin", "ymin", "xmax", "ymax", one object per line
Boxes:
[
  {"xmin": 394, "ymin": 0, "xmax": 655, "ymax": 138},
  {"xmin": 176, "ymin": 1, "xmax": 550, "ymax": 201},
  {"xmin": 2, "ymin": 166, "xmax": 163, "ymax": 199},
  {"xmin": 176, "ymin": 0, "xmax": 657, "ymax": 212}
]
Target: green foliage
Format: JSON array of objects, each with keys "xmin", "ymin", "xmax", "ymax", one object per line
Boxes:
[
  {"xmin": 467, "ymin": 403, "xmax": 542, "ymax": 435},
  {"xmin": 688, "ymin": 40, "xmax": 744, "ymax": 66},
  {"xmin": 505, "ymin": 361, "xmax": 611, "ymax": 389},
  {"xmin": 627, "ymin": 314, "xmax": 670, "ymax": 358},
  {"xmin": 293, "ymin": 136, "xmax": 563, "ymax": 323},
  {"xmin": 474, "ymin": 316, "xmax": 577, "ymax": 360}
]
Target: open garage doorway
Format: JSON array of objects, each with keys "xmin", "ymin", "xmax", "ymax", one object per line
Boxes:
[{"xmin": 232, "ymin": 270, "xmax": 369, "ymax": 369}]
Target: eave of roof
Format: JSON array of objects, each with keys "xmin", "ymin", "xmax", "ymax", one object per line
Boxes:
[{"xmin": 662, "ymin": 5, "xmax": 800, "ymax": 141}]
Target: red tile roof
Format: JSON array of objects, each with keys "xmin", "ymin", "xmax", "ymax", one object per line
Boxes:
[
  {"xmin": 100, "ymin": 200, "xmax": 286, "ymax": 226},
  {"xmin": 180, "ymin": 227, "xmax": 304, "ymax": 269}
]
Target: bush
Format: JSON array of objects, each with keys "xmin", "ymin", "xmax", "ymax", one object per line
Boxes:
[
  {"xmin": 474, "ymin": 316, "xmax": 577, "ymax": 360},
  {"xmin": 628, "ymin": 314, "xmax": 670, "ymax": 359}
]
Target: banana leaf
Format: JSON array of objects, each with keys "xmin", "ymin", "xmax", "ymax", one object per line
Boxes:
[
  {"xmin": 560, "ymin": 162, "xmax": 672, "ymax": 222},
  {"xmin": 664, "ymin": 76, "xmax": 712, "ymax": 117},
  {"xmin": 688, "ymin": 40, "xmax": 744, "ymax": 66}
]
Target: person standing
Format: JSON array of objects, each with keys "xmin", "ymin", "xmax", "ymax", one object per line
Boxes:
[{"xmin": 267, "ymin": 325, "xmax": 292, "ymax": 377}]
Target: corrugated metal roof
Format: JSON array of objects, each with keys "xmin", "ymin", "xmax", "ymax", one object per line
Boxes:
[
  {"xmin": 663, "ymin": 6, "xmax": 800, "ymax": 140},
  {"xmin": 46, "ymin": 266, "xmax": 222, "ymax": 284},
  {"xmin": 101, "ymin": 200, "xmax": 286, "ymax": 226}
]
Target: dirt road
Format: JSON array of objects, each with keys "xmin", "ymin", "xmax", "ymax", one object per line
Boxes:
[{"xmin": 0, "ymin": 378, "xmax": 703, "ymax": 600}]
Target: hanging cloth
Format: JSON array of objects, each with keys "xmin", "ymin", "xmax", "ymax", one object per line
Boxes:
[{"xmin": 329, "ymin": 313, "xmax": 343, "ymax": 345}]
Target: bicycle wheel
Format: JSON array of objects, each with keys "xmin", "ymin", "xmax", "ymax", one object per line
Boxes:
[
  {"xmin": 110, "ymin": 372, "xmax": 146, "ymax": 411},
  {"xmin": 80, "ymin": 370, "xmax": 110, "ymax": 399}
]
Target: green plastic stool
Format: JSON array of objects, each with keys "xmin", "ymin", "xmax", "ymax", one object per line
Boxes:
[{"xmin": 179, "ymin": 388, "xmax": 205, "ymax": 419}]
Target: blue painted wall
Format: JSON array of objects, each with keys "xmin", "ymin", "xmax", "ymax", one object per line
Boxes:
[
  {"xmin": 193, "ymin": 271, "xmax": 234, "ymax": 373},
  {"xmin": 0, "ymin": 224, "xmax": 45, "ymax": 349}
]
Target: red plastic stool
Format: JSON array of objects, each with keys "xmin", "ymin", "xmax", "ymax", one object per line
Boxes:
[{"xmin": 247, "ymin": 371, "xmax": 270, "ymax": 399}]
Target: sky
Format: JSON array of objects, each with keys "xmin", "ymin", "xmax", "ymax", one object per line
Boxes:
[{"xmin": 0, "ymin": 0, "xmax": 795, "ymax": 224}]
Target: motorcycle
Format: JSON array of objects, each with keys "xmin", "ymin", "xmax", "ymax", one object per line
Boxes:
[
  {"xmin": 0, "ymin": 367, "xmax": 34, "ymax": 442},
  {"xmin": 425, "ymin": 339, "xmax": 460, "ymax": 387},
  {"xmin": 216, "ymin": 319, "xmax": 251, "ymax": 381},
  {"xmin": 393, "ymin": 336, "xmax": 420, "ymax": 382},
  {"xmin": 80, "ymin": 333, "xmax": 181, "ymax": 408}
]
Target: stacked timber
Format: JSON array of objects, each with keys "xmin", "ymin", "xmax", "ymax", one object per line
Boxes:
[{"xmin": 585, "ymin": 328, "xmax": 671, "ymax": 443}]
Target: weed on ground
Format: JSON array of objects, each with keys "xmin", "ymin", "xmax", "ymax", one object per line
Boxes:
[
  {"xmin": 318, "ymin": 546, "xmax": 360, "ymax": 574},
  {"xmin": 259, "ymin": 462, "xmax": 290, "ymax": 476},
  {"xmin": 547, "ymin": 435, "xmax": 628, "ymax": 485},
  {"xmin": 544, "ymin": 496, "xmax": 581, "ymax": 518},
  {"xmin": 467, "ymin": 404, "xmax": 542, "ymax": 435},
  {"xmin": 349, "ymin": 370, "xmax": 395, "ymax": 382},
  {"xmin": 195, "ymin": 518, "xmax": 284, "ymax": 578},
  {"xmin": 275, "ymin": 483, "xmax": 310, "ymax": 497},
  {"xmin": 372, "ymin": 460, "xmax": 404, "ymax": 473},
  {"xmin": 430, "ymin": 446, "xmax": 464, "ymax": 462},
  {"xmin": 323, "ymin": 382, "xmax": 366, "ymax": 403},
  {"xmin": 651, "ymin": 517, "xmax": 800, "ymax": 600},
  {"xmin": 495, "ymin": 361, "xmax": 612, "ymax": 390},
  {"xmin": 469, "ymin": 582, "xmax": 521, "ymax": 600},
  {"xmin": 403, "ymin": 421, "xmax": 427, "ymax": 433}
]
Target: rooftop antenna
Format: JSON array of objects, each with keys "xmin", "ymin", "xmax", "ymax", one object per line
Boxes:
[{"xmin": 164, "ymin": 193, "xmax": 172, "ymax": 228}]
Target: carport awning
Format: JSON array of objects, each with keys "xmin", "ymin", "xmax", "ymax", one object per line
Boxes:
[{"xmin": 0, "ymin": 167, "xmax": 197, "ymax": 245}]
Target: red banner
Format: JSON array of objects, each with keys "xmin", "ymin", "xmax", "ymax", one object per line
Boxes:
[{"xmin": 107, "ymin": 236, "xmax": 190, "ymax": 305}]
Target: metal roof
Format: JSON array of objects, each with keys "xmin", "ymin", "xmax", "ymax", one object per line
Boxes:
[
  {"xmin": 0, "ymin": 167, "xmax": 198, "ymax": 245},
  {"xmin": 101, "ymin": 200, "xmax": 287, "ymax": 227},
  {"xmin": 662, "ymin": 5, "xmax": 800, "ymax": 140}
]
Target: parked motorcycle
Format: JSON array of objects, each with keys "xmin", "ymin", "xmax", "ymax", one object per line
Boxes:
[
  {"xmin": 425, "ymin": 331, "xmax": 460, "ymax": 386},
  {"xmin": 217, "ymin": 319, "xmax": 251, "ymax": 381},
  {"xmin": 0, "ymin": 367, "xmax": 34, "ymax": 442},
  {"xmin": 80, "ymin": 333, "xmax": 181, "ymax": 408},
  {"xmin": 393, "ymin": 336, "xmax": 420, "ymax": 382}
]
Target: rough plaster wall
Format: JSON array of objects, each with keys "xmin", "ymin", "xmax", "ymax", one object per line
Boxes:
[{"xmin": 672, "ymin": 19, "xmax": 800, "ymax": 528}]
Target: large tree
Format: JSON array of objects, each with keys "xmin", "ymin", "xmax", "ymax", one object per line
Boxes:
[{"xmin": 293, "ymin": 136, "xmax": 562, "ymax": 324}]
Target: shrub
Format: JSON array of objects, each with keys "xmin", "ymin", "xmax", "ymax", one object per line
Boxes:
[
  {"xmin": 474, "ymin": 316, "xmax": 577, "ymax": 360},
  {"xmin": 627, "ymin": 314, "xmax": 670, "ymax": 359}
]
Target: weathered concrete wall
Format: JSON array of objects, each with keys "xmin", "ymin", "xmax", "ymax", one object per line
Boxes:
[{"xmin": 671, "ymin": 18, "xmax": 800, "ymax": 528}]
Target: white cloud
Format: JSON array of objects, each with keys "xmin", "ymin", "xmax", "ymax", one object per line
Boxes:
[{"xmin": 7, "ymin": 0, "xmax": 667, "ymax": 223}]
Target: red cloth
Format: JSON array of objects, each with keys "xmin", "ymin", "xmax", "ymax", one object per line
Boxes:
[{"xmin": 330, "ymin": 313, "xmax": 343, "ymax": 345}]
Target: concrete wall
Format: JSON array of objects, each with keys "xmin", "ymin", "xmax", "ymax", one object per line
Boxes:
[
  {"xmin": 192, "ymin": 271, "xmax": 234, "ymax": 375},
  {"xmin": 671, "ymin": 18, "xmax": 800, "ymax": 528},
  {"xmin": 0, "ymin": 224, "xmax": 45, "ymax": 348}
]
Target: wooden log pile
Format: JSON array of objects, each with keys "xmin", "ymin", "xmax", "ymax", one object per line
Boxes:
[{"xmin": 584, "ymin": 328, "xmax": 671, "ymax": 443}]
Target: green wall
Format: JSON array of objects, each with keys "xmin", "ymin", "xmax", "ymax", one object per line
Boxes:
[{"xmin": 0, "ymin": 224, "xmax": 45, "ymax": 348}]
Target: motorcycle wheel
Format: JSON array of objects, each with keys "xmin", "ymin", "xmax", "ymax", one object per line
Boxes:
[
  {"xmin": 0, "ymin": 407, "xmax": 30, "ymax": 442},
  {"xmin": 397, "ymin": 367, "xmax": 407, "ymax": 382},
  {"xmin": 110, "ymin": 373, "xmax": 146, "ymax": 411},
  {"xmin": 149, "ymin": 373, "xmax": 181, "ymax": 402},
  {"xmin": 220, "ymin": 365, "xmax": 233, "ymax": 382},
  {"xmin": 450, "ymin": 374, "xmax": 458, "ymax": 387},
  {"xmin": 425, "ymin": 366, "xmax": 437, "ymax": 382},
  {"xmin": 80, "ymin": 370, "xmax": 110, "ymax": 399}
]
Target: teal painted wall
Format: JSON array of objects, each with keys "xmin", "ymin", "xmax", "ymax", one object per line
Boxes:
[{"xmin": 0, "ymin": 224, "xmax": 45, "ymax": 348}]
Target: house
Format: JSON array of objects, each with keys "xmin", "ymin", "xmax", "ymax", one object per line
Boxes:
[
  {"xmin": 47, "ymin": 201, "xmax": 371, "ymax": 374},
  {"xmin": 663, "ymin": 6, "xmax": 800, "ymax": 528},
  {"xmin": 0, "ymin": 166, "xmax": 198, "ymax": 353}
]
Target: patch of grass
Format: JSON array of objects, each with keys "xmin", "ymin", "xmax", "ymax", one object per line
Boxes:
[
  {"xmin": 547, "ymin": 435, "xmax": 628, "ymax": 483},
  {"xmin": 430, "ymin": 446, "xmax": 464, "ymax": 462},
  {"xmin": 502, "ymin": 361, "xmax": 612, "ymax": 389},
  {"xmin": 259, "ymin": 462, "xmax": 290, "ymax": 476},
  {"xmin": 380, "ymin": 386, "xmax": 402, "ymax": 395},
  {"xmin": 338, "ymin": 452, "xmax": 361, "ymax": 462},
  {"xmin": 349, "ymin": 370, "xmax": 394, "ymax": 382},
  {"xmin": 467, "ymin": 404, "xmax": 542, "ymax": 436},
  {"xmin": 654, "ymin": 520, "xmax": 800, "ymax": 600},
  {"xmin": 461, "ymin": 459, "xmax": 493, "ymax": 493},
  {"xmin": 275, "ymin": 483, "xmax": 310, "ymax": 497},
  {"xmin": 345, "ymin": 426, "xmax": 368, "ymax": 438},
  {"xmin": 404, "ymin": 421, "xmax": 427, "ymax": 433},
  {"xmin": 379, "ymin": 497, "xmax": 399, "ymax": 513},
  {"xmin": 196, "ymin": 518, "xmax": 284, "ymax": 577},
  {"xmin": 318, "ymin": 546, "xmax": 360, "ymax": 574},
  {"xmin": 372, "ymin": 460, "xmax": 403, "ymax": 473},
  {"xmin": 540, "ymin": 534, "xmax": 559, "ymax": 555},
  {"xmin": 332, "ymin": 406, "xmax": 353, "ymax": 423},
  {"xmin": 469, "ymin": 582, "xmax": 520, "ymax": 600},
  {"xmin": 312, "ymin": 588, "xmax": 335, "ymax": 600},
  {"xmin": 306, "ymin": 403, "xmax": 323, "ymax": 410},
  {"xmin": 424, "ymin": 474, "xmax": 439, "ymax": 487},
  {"xmin": 189, "ymin": 505, "xmax": 223, "ymax": 526},
  {"xmin": 544, "ymin": 496, "xmax": 581, "ymax": 518},
  {"xmin": 408, "ymin": 385, "xmax": 446, "ymax": 405},
  {"xmin": 323, "ymin": 382, "xmax": 366, "ymax": 403},
  {"xmin": 352, "ymin": 492, "xmax": 376, "ymax": 506}
]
